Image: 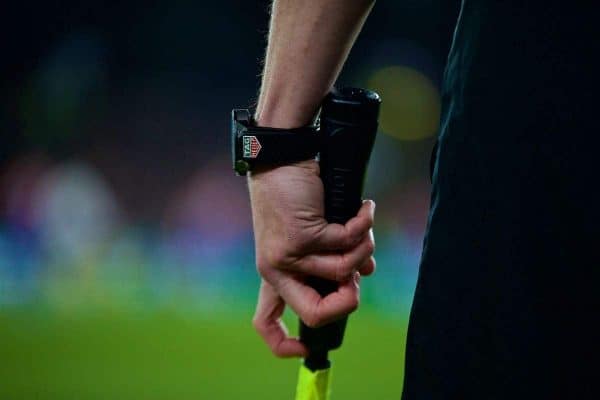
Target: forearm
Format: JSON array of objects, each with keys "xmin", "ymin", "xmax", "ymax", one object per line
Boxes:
[{"xmin": 256, "ymin": 0, "xmax": 375, "ymax": 128}]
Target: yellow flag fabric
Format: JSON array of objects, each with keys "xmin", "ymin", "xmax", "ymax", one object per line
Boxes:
[{"xmin": 294, "ymin": 364, "xmax": 331, "ymax": 400}]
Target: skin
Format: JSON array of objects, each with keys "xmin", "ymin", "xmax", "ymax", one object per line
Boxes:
[{"xmin": 249, "ymin": 0, "xmax": 377, "ymax": 358}]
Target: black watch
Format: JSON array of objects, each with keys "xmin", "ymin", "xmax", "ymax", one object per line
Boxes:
[{"xmin": 231, "ymin": 109, "xmax": 319, "ymax": 176}]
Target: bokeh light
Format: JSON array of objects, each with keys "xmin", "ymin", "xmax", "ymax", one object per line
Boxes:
[{"xmin": 367, "ymin": 65, "xmax": 441, "ymax": 141}]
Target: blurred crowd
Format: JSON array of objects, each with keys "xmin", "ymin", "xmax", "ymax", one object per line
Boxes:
[{"xmin": 1, "ymin": 0, "xmax": 459, "ymax": 317}]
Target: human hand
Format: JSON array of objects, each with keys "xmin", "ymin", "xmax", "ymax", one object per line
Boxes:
[{"xmin": 248, "ymin": 159, "xmax": 375, "ymax": 357}]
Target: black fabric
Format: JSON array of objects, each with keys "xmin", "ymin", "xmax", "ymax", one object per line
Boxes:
[
  {"xmin": 241, "ymin": 126, "xmax": 319, "ymax": 166},
  {"xmin": 402, "ymin": 1, "xmax": 599, "ymax": 398}
]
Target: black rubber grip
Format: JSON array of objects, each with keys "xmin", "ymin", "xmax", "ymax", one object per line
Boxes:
[{"xmin": 300, "ymin": 87, "xmax": 380, "ymax": 370}]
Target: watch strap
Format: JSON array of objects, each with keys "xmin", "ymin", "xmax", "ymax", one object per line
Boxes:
[
  {"xmin": 232, "ymin": 109, "xmax": 320, "ymax": 175},
  {"xmin": 240, "ymin": 126, "xmax": 319, "ymax": 166}
]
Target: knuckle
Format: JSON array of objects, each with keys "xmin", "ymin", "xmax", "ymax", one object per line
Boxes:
[
  {"xmin": 302, "ymin": 311, "xmax": 322, "ymax": 329},
  {"xmin": 296, "ymin": 230, "xmax": 315, "ymax": 251},
  {"xmin": 268, "ymin": 247, "xmax": 286, "ymax": 267},
  {"xmin": 365, "ymin": 239, "xmax": 375, "ymax": 255},
  {"xmin": 346, "ymin": 296, "xmax": 360, "ymax": 314},
  {"xmin": 270, "ymin": 344, "xmax": 284, "ymax": 358},
  {"xmin": 258, "ymin": 247, "xmax": 289, "ymax": 273},
  {"xmin": 252, "ymin": 316, "xmax": 263, "ymax": 332},
  {"xmin": 338, "ymin": 234, "xmax": 354, "ymax": 251},
  {"xmin": 256, "ymin": 258, "xmax": 269, "ymax": 275},
  {"xmin": 298, "ymin": 256, "xmax": 316, "ymax": 275},
  {"xmin": 335, "ymin": 255, "xmax": 353, "ymax": 282},
  {"xmin": 304, "ymin": 317, "xmax": 320, "ymax": 329}
]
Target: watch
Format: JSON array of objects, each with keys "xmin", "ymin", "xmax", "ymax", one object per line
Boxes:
[{"xmin": 231, "ymin": 109, "xmax": 319, "ymax": 176}]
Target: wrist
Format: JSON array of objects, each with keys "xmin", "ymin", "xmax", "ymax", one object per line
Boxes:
[
  {"xmin": 248, "ymin": 159, "xmax": 319, "ymax": 181},
  {"xmin": 255, "ymin": 111, "xmax": 315, "ymax": 130},
  {"xmin": 255, "ymin": 92, "xmax": 320, "ymax": 129}
]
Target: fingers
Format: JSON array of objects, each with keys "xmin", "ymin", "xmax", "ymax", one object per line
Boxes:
[
  {"xmin": 253, "ymin": 200, "xmax": 375, "ymax": 354},
  {"xmin": 345, "ymin": 200, "xmax": 376, "ymax": 244},
  {"xmin": 359, "ymin": 256, "xmax": 376, "ymax": 276},
  {"xmin": 359, "ymin": 228, "xmax": 376, "ymax": 276},
  {"xmin": 313, "ymin": 200, "xmax": 375, "ymax": 251},
  {"xmin": 253, "ymin": 280, "xmax": 308, "ymax": 358},
  {"xmin": 276, "ymin": 271, "xmax": 361, "ymax": 328},
  {"xmin": 288, "ymin": 232, "xmax": 375, "ymax": 281}
]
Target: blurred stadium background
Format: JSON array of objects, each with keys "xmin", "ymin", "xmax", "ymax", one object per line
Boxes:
[{"xmin": 1, "ymin": 1, "xmax": 459, "ymax": 398}]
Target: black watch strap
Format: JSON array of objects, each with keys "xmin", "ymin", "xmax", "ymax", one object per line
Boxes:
[
  {"xmin": 232, "ymin": 109, "xmax": 319, "ymax": 175},
  {"xmin": 244, "ymin": 128, "xmax": 319, "ymax": 164}
]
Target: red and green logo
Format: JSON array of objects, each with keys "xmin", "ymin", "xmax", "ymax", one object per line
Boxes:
[{"xmin": 243, "ymin": 135, "xmax": 262, "ymax": 158}]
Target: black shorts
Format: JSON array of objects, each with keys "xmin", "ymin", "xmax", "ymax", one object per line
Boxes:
[
  {"xmin": 402, "ymin": 2, "xmax": 600, "ymax": 396},
  {"xmin": 401, "ymin": 119, "xmax": 598, "ymax": 399}
]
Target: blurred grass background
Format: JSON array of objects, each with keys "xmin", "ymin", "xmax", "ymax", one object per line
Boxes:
[{"xmin": 0, "ymin": 308, "xmax": 407, "ymax": 399}]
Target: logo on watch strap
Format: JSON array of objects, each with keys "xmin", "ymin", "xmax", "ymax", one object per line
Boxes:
[{"xmin": 243, "ymin": 135, "xmax": 262, "ymax": 158}]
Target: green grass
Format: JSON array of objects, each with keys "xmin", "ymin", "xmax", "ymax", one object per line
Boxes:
[{"xmin": 0, "ymin": 307, "xmax": 407, "ymax": 399}]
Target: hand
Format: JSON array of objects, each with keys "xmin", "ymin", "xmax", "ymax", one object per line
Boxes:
[{"xmin": 248, "ymin": 159, "xmax": 376, "ymax": 357}]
